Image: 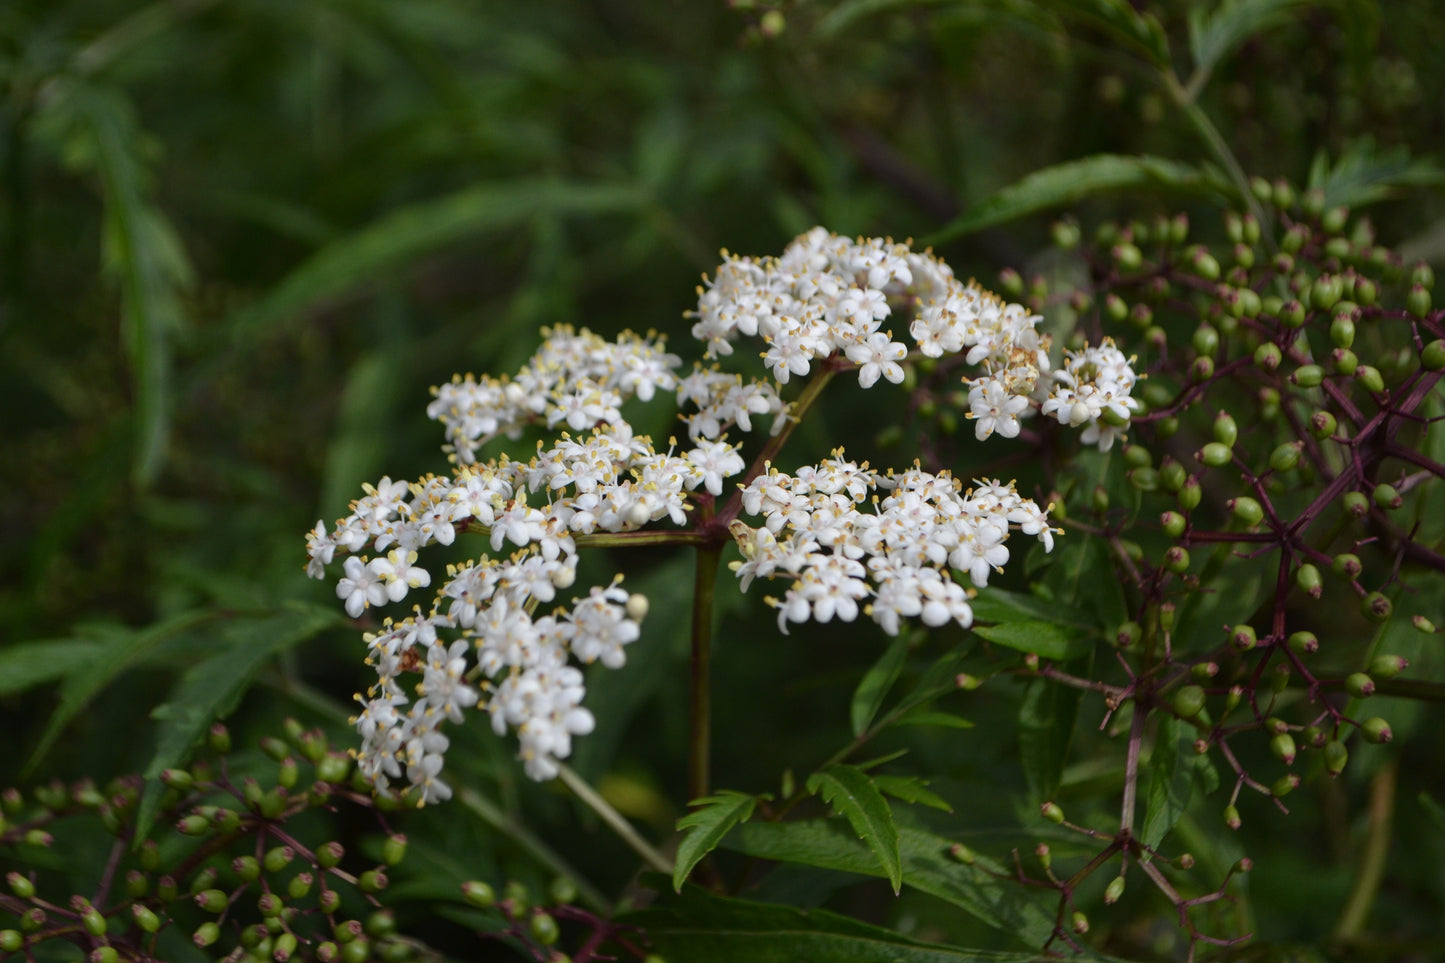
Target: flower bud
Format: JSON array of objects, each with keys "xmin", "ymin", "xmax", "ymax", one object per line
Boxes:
[
  {"xmin": 359, "ymin": 870, "xmax": 388, "ymax": 893},
  {"xmin": 1292, "ymin": 364, "xmax": 1324, "ymax": 388},
  {"xmin": 1159, "ymin": 458, "xmax": 1187, "ymax": 492},
  {"xmin": 1269, "ymin": 442, "xmax": 1302, "ymax": 473},
  {"xmin": 1040, "ymin": 801, "xmax": 1065, "ymax": 824},
  {"xmin": 1212, "ymin": 412, "xmax": 1238, "ymax": 447},
  {"xmin": 188, "ymin": 866, "xmax": 218, "ymax": 895},
  {"xmin": 1104, "ymin": 293, "xmax": 1128, "ymax": 323},
  {"xmin": 1192, "ymin": 661, "xmax": 1218, "ymax": 681},
  {"xmin": 208, "ymin": 723, "xmax": 231, "ymax": 754},
  {"xmin": 1271, "ymin": 663, "xmax": 1291, "ymax": 692},
  {"xmin": 318, "ymin": 888, "xmax": 342, "ymax": 914},
  {"xmin": 1311, "ymin": 275, "xmax": 1343, "ymax": 311},
  {"xmin": 1231, "ymin": 624, "xmax": 1257, "ymax": 652},
  {"xmin": 1191, "ymin": 249, "xmax": 1221, "ymax": 280},
  {"xmin": 1224, "ymin": 805, "xmax": 1241, "ymax": 830},
  {"xmin": 1128, "ymin": 468, "xmax": 1159, "ymax": 492},
  {"xmin": 1034, "ymin": 843, "xmax": 1051, "ymax": 870},
  {"xmin": 178, "ymin": 813, "xmax": 211, "ymax": 836},
  {"xmin": 317, "ymin": 753, "xmax": 352, "ymax": 785},
  {"xmin": 257, "ymin": 892, "xmax": 283, "ymax": 918},
  {"xmin": 1332, "ymin": 553, "xmax": 1362, "ymax": 578},
  {"xmin": 1361, "ymin": 592, "xmax": 1392, "ymax": 623},
  {"xmin": 1113, "ymin": 243, "xmax": 1143, "ymax": 272},
  {"xmin": 1273, "ymin": 774, "xmax": 1300, "ymax": 798},
  {"xmin": 1330, "ymin": 314, "xmax": 1356, "ymax": 348},
  {"xmin": 317, "ymin": 841, "xmax": 344, "ymax": 869},
  {"xmin": 1360, "ymin": 717, "xmax": 1393, "ymax": 744},
  {"xmin": 1193, "ymin": 324, "xmax": 1219, "ymax": 357},
  {"xmin": 1072, "ymin": 911, "xmax": 1089, "ymax": 935},
  {"xmin": 948, "ymin": 842, "xmax": 977, "ymax": 865},
  {"xmin": 233, "ymin": 856, "xmax": 261, "ymax": 883},
  {"xmin": 277, "ymin": 757, "xmax": 299, "ymax": 790}
]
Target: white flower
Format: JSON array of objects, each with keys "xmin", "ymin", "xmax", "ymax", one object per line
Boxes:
[
  {"xmin": 968, "ymin": 378, "xmax": 1031, "ymax": 440},
  {"xmin": 337, "ymin": 556, "xmax": 390, "ymax": 618},
  {"xmin": 845, "ymin": 332, "xmax": 908, "ymax": 389}
]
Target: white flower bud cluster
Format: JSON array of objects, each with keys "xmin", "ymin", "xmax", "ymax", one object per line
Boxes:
[{"xmin": 730, "ymin": 451, "xmax": 1058, "ymax": 636}]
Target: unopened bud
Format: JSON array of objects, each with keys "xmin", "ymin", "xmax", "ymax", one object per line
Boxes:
[
  {"xmin": 1224, "ymin": 805, "xmax": 1242, "ymax": 830},
  {"xmin": 1040, "ymin": 801, "xmax": 1065, "ymax": 824},
  {"xmin": 1361, "ymin": 592, "xmax": 1392, "ymax": 623},
  {"xmin": 1360, "ymin": 717, "xmax": 1393, "ymax": 744},
  {"xmin": 1173, "ymin": 685, "xmax": 1206, "ymax": 719},
  {"xmin": 1231, "ymin": 624, "xmax": 1257, "ymax": 652},
  {"xmin": 1104, "ymin": 875, "xmax": 1126, "ymax": 904},
  {"xmin": 1270, "ymin": 732, "xmax": 1297, "ymax": 766},
  {"xmin": 1323, "ymin": 740, "xmax": 1349, "ymax": 776},
  {"xmin": 1072, "ymin": 911, "xmax": 1089, "ymax": 935},
  {"xmin": 1369, "ymin": 654, "xmax": 1408, "ymax": 679},
  {"xmin": 1345, "ymin": 673, "xmax": 1375, "ymax": 698}
]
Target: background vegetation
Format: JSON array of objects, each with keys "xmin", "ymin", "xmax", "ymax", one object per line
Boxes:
[{"xmin": 4, "ymin": 1, "xmax": 1445, "ymax": 960}]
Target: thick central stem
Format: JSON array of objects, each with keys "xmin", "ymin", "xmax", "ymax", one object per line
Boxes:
[{"xmin": 689, "ymin": 544, "xmax": 722, "ymax": 802}]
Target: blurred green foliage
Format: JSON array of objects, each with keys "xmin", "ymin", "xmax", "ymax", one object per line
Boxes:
[{"xmin": 3, "ymin": 0, "xmax": 1445, "ymax": 960}]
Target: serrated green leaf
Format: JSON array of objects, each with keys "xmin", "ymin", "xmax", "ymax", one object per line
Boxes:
[
  {"xmin": 625, "ymin": 885, "xmax": 1049, "ymax": 963},
  {"xmin": 972, "ymin": 620, "xmax": 1091, "ymax": 661},
  {"xmin": 232, "ymin": 180, "xmax": 647, "ymax": 335},
  {"xmin": 1188, "ymin": 0, "xmax": 1317, "ymax": 89},
  {"xmin": 0, "ymin": 639, "xmax": 105, "ymax": 698},
  {"xmin": 134, "ymin": 603, "xmax": 343, "ymax": 842},
  {"xmin": 1304, "ymin": 139, "xmax": 1445, "ymax": 210},
  {"xmin": 673, "ymin": 790, "xmax": 766, "ymax": 892},
  {"xmin": 725, "ymin": 821, "xmax": 1058, "ymax": 946},
  {"xmin": 891, "ymin": 709, "xmax": 975, "ymax": 730},
  {"xmin": 926, "ymin": 154, "xmax": 1224, "ymax": 245},
  {"xmin": 25, "ymin": 610, "xmax": 222, "ymax": 776},
  {"xmin": 873, "ymin": 774, "xmax": 953, "ymax": 813},
  {"xmin": 1038, "ymin": 0, "xmax": 1171, "ymax": 68},
  {"xmin": 807, "ymin": 764, "xmax": 902, "ymax": 893},
  {"xmin": 851, "ymin": 633, "xmax": 911, "ymax": 737},
  {"xmin": 1139, "ymin": 716, "xmax": 1203, "ymax": 851}
]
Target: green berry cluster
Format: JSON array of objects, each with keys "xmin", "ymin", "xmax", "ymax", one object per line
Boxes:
[{"xmin": 0, "ymin": 722, "xmax": 420, "ymax": 963}]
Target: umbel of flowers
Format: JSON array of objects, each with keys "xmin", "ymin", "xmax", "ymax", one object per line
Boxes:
[{"xmin": 305, "ymin": 227, "xmax": 1139, "ymax": 804}]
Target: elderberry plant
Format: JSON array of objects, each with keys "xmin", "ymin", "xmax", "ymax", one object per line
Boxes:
[{"xmin": 305, "ymin": 227, "xmax": 1135, "ymax": 810}]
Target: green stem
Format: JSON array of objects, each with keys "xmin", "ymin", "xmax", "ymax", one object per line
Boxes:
[
  {"xmin": 689, "ymin": 544, "xmax": 722, "ymax": 802},
  {"xmin": 1164, "ymin": 72, "xmax": 1271, "ymax": 247},
  {"xmin": 457, "ymin": 786, "xmax": 609, "ymax": 912},
  {"xmin": 555, "ymin": 764, "xmax": 673, "ymax": 877},
  {"xmin": 1334, "ymin": 760, "xmax": 1397, "ymax": 940}
]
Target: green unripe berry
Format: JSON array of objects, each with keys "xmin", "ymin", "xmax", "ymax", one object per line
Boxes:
[
  {"xmin": 125, "ymin": 870, "xmax": 148, "ymax": 899},
  {"xmin": 196, "ymin": 889, "xmax": 229, "ymax": 914},
  {"xmin": 1159, "ymin": 458, "xmax": 1187, "ymax": 492},
  {"xmin": 318, "ymin": 888, "xmax": 342, "ymax": 914},
  {"xmin": 317, "ymin": 943, "xmax": 339, "ymax": 962},
  {"xmin": 1115, "ymin": 621, "xmax": 1142, "ymax": 648},
  {"xmin": 1161, "ymin": 511, "xmax": 1186, "ymax": 538},
  {"xmin": 1192, "ymin": 661, "xmax": 1219, "ymax": 681},
  {"xmin": 1407, "ymin": 283, "xmax": 1432, "ymax": 319},
  {"xmin": 1123, "ymin": 444, "xmax": 1153, "ymax": 469},
  {"xmin": 317, "ymin": 842, "xmax": 344, "ymax": 869},
  {"xmin": 1342, "ymin": 492, "xmax": 1369, "ymax": 518},
  {"xmin": 1331, "ymin": 348, "xmax": 1358, "ymax": 376},
  {"xmin": 1104, "ymin": 293, "xmax": 1128, "ymax": 323},
  {"xmin": 1355, "ymin": 365, "xmax": 1384, "ymax": 394},
  {"xmin": 1178, "ymin": 475, "xmax": 1202, "ymax": 510},
  {"xmin": 1198, "ymin": 442, "xmax": 1233, "ymax": 468},
  {"xmin": 1345, "ymin": 673, "xmax": 1376, "ymax": 698},
  {"xmin": 1373, "ymin": 483, "xmax": 1402, "ymax": 510},
  {"xmin": 178, "ymin": 813, "xmax": 211, "ymax": 836},
  {"xmin": 1128, "ymin": 467, "xmax": 1158, "ymax": 492},
  {"xmin": 1296, "ymin": 563, "xmax": 1322, "ymax": 598},
  {"xmin": 1311, "ymin": 410, "xmax": 1337, "ymax": 438},
  {"xmin": 1287, "ymin": 631, "xmax": 1319, "ymax": 656},
  {"xmin": 1193, "ymin": 324, "xmax": 1219, "ymax": 357},
  {"xmin": 1229, "ymin": 496, "xmax": 1264, "ymax": 527},
  {"xmin": 1191, "ymin": 355, "xmax": 1215, "ymax": 381},
  {"xmin": 1224, "ymin": 805, "xmax": 1242, "ymax": 830},
  {"xmin": 1163, "ymin": 547, "xmax": 1190, "ymax": 574},
  {"xmin": 382, "ymin": 834, "xmax": 408, "ymax": 867},
  {"xmin": 365, "ymin": 910, "xmax": 397, "ymax": 938},
  {"xmin": 1173, "ymin": 685, "xmax": 1207, "ymax": 719},
  {"xmin": 274, "ymin": 932, "xmax": 299, "ymax": 962},
  {"xmin": 1311, "ymin": 276, "xmax": 1343, "ymax": 311},
  {"xmin": 1422, "ymin": 340, "xmax": 1445, "ymax": 371},
  {"xmin": 132, "ymin": 904, "xmax": 161, "ymax": 934},
  {"xmin": 1369, "ymin": 654, "xmax": 1408, "ymax": 680},
  {"xmin": 1360, "ymin": 717, "xmax": 1393, "ymax": 744},
  {"xmin": 1231, "ymin": 624, "xmax": 1257, "ymax": 651},
  {"xmin": 1362, "ymin": 592, "xmax": 1392, "ymax": 622},
  {"xmin": 257, "ymin": 892, "xmax": 283, "ymax": 918},
  {"xmin": 289, "ymin": 872, "xmax": 314, "ymax": 901},
  {"xmin": 341, "ymin": 938, "xmax": 371, "ymax": 963},
  {"xmin": 1113, "ymin": 242, "xmax": 1143, "ymax": 271},
  {"xmin": 1323, "ymin": 740, "xmax": 1349, "ymax": 777},
  {"xmin": 1051, "ymin": 220, "xmax": 1081, "ymax": 250},
  {"xmin": 1191, "ymin": 249, "xmax": 1221, "ymax": 280},
  {"xmin": 1254, "ymin": 342, "xmax": 1282, "ymax": 370},
  {"xmin": 1271, "ymin": 663, "xmax": 1291, "ymax": 692},
  {"xmin": 1269, "ymin": 442, "xmax": 1302, "ymax": 473},
  {"xmin": 1330, "ymin": 315, "xmax": 1356, "ymax": 348},
  {"xmin": 1157, "ymin": 414, "xmax": 1180, "ymax": 439},
  {"xmin": 208, "ymin": 723, "xmax": 231, "ymax": 754},
  {"xmin": 264, "ymin": 846, "xmax": 295, "ymax": 873},
  {"xmin": 1322, "ymin": 205, "xmax": 1349, "ymax": 235},
  {"xmin": 6, "ymin": 872, "xmax": 35, "ymax": 900},
  {"xmin": 0, "ymin": 931, "xmax": 23, "ymax": 953},
  {"xmin": 358, "ymin": 870, "xmax": 388, "ymax": 893},
  {"xmin": 1273, "ymin": 774, "xmax": 1301, "ymax": 798},
  {"xmin": 1333, "ymin": 553, "xmax": 1363, "ymax": 578},
  {"xmin": 1292, "ymin": 364, "xmax": 1324, "ymax": 388},
  {"xmin": 81, "ymin": 906, "xmax": 107, "ymax": 938},
  {"xmin": 1072, "ymin": 911, "xmax": 1089, "ymax": 935},
  {"xmin": 1212, "ymin": 413, "xmax": 1238, "ymax": 446}
]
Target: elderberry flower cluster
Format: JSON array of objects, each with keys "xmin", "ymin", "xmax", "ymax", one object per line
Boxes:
[
  {"xmin": 306, "ymin": 227, "xmax": 1133, "ymax": 800},
  {"xmin": 731, "ymin": 453, "xmax": 1057, "ymax": 635}
]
